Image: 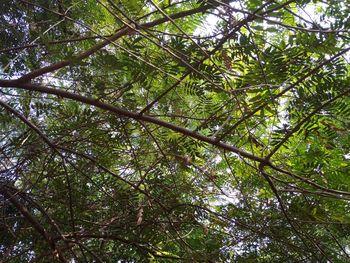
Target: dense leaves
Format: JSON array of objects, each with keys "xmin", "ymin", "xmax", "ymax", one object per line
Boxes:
[{"xmin": 1, "ymin": 0, "xmax": 350, "ymax": 262}]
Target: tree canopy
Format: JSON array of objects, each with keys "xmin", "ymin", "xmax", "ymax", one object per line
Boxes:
[{"xmin": 1, "ymin": 0, "xmax": 350, "ymax": 262}]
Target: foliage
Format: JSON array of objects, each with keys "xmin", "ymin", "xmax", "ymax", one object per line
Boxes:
[{"xmin": 1, "ymin": 0, "xmax": 350, "ymax": 262}]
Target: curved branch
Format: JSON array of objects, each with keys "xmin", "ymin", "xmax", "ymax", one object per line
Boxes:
[
  {"xmin": 0, "ymin": 79, "xmax": 269, "ymax": 164},
  {"xmin": 16, "ymin": 4, "xmax": 216, "ymax": 83}
]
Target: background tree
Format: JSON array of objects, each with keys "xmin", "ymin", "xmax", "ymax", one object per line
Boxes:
[{"xmin": 1, "ymin": 0, "xmax": 350, "ymax": 262}]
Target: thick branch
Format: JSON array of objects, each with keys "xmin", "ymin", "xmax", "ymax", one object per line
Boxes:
[{"xmin": 0, "ymin": 79, "xmax": 268, "ymax": 164}]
